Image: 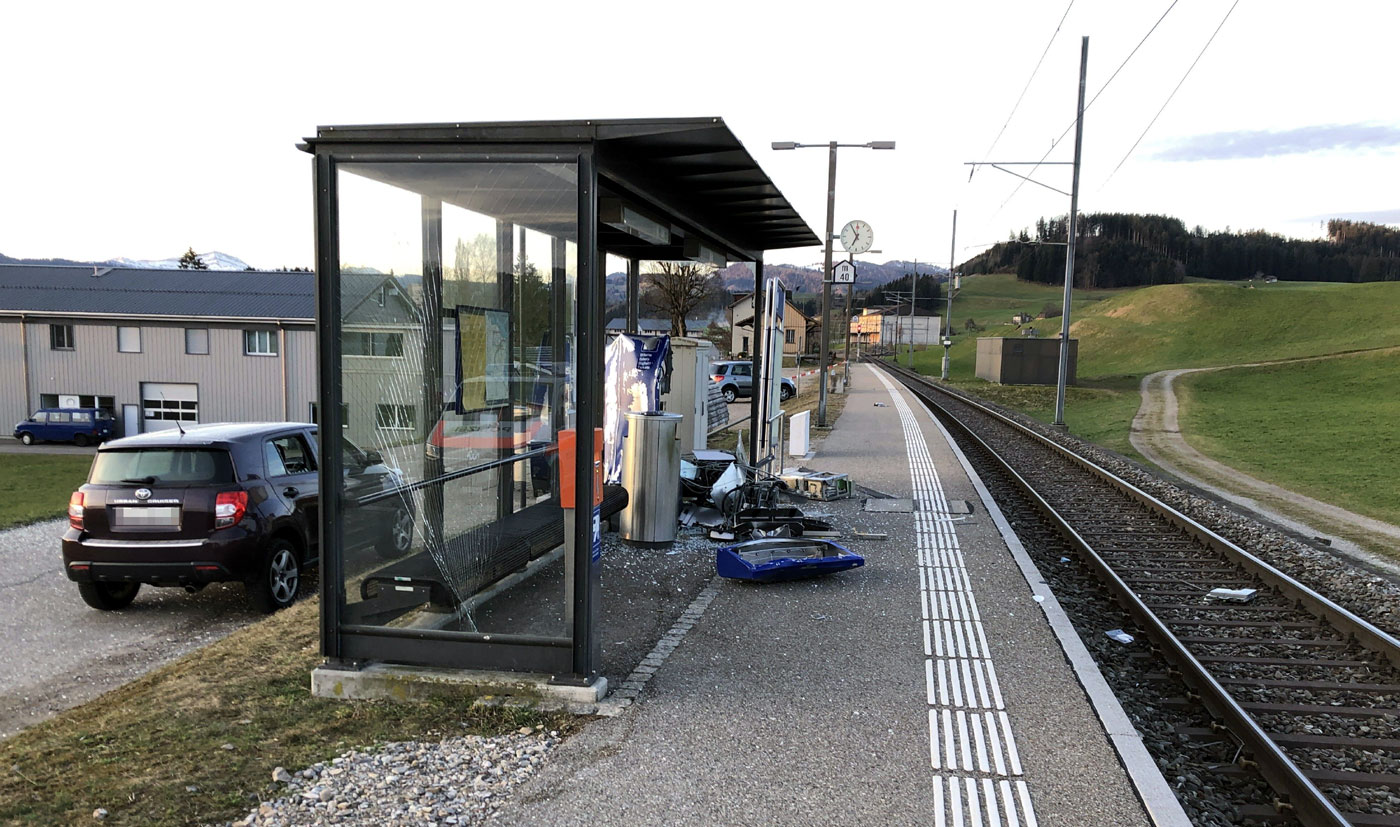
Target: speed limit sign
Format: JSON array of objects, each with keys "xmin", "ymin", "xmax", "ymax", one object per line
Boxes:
[{"xmin": 833, "ymin": 261, "xmax": 856, "ymax": 283}]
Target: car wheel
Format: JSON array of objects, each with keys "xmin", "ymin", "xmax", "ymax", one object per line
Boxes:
[
  {"xmin": 18, "ymin": 432, "xmax": 34, "ymax": 446},
  {"xmin": 375, "ymin": 505, "xmax": 415, "ymax": 559},
  {"xmin": 77, "ymin": 582, "xmax": 140, "ymax": 611},
  {"xmin": 722, "ymin": 386, "xmax": 737, "ymax": 404},
  {"xmin": 250, "ymin": 539, "xmax": 301, "ymax": 613},
  {"xmin": 780, "ymin": 384, "xmax": 794, "ymax": 401},
  {"xmin": 73, "ymin": 434, "xmax": 89, "ymax": 447}
]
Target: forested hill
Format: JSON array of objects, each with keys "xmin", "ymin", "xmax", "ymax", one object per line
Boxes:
[{"xmin": 959, "ymin": 214, "xmax": 1400, "ymax": 288}]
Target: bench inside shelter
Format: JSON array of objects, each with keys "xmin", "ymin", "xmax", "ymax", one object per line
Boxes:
[{"xmin": 358, "ymin": 484, "xmax": 629, "ymax": 614}]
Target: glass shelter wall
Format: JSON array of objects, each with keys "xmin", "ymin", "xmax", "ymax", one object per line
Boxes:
[{"xmin": 332, "ymin": 160, "xmax": 580, "ymax": 664}]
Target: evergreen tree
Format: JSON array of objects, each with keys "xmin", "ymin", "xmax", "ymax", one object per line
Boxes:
[{"xmin": 178, "ymin": 247, "xmax": 208, "ymax": 270}]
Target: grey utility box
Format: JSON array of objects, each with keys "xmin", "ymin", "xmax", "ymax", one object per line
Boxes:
[
  {"xmin": 620, "ymin": 411, "xmax": 683, "ymax": 546},
  {"xmin": 975, "ymin": 337, "xmax": 1078, "ymax": 385}
]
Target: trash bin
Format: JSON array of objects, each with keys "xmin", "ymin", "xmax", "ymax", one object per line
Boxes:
[{"xmin": 620, "ymin": 411, "xmax": 683, "ymax": 546}]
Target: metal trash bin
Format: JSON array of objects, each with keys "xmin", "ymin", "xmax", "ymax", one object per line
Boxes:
[{"xmin": 620, "ymin": 411, "xmax": 683, "ymax": 546}]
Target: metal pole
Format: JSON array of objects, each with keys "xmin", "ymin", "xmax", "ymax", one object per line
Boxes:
[
  {"xmin": 942, "ymin": 210, "xmax": 957, "ymax": 381},
  {"xmin": 909, "ymin": 260, "xmax": 916, "ymax": 365},
  {"xmin": 841, "ymin": 252, "xmax": 854, "ymax": 382},
  {"xmin": 816, "ymin": 141, "xmax": 837, "ymax": 427},
  {"xmin": 1054, "ymin": 36, "xmax": 1089, "ymax": 427}
]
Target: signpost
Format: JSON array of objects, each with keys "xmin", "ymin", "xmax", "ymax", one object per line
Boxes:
[{"xmin": 833, "ymin": 260, "xmax": 855, "ymax": 284}]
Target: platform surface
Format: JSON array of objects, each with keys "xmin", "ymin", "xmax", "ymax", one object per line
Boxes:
[{"xmin": 494, "ymin": 364, "xmax": 1175, "ymax": 826}]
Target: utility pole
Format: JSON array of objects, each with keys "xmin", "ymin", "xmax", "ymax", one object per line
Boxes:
[
  {"xmin": 942, "ymin": 209, "xmax": 957, "ymax": 381},
  {"xmin": 818, "ymin": 143, "xmax": 837, "ymax": 426},
  {"xmin": 909, "ymin": 260, "xmax": 916, "ymax": 365},
  {"xmin": 1053, "ymin": 36, "xmax": 1089, "ymax": 428}
]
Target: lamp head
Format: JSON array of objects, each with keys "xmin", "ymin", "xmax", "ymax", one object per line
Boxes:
[{"xmin": 771, "ymin": 141, "xmax": 798, "ymax": 150}]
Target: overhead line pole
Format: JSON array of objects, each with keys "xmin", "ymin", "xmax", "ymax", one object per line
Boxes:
[
  {"xmin": 1053, "ymin": 36, "xmax": 1088, "ymax": 427},
  {"xmin": 964, "ymin": 37, "xmax": 1088, "ymax": 427},
  {"xmin": 942, "ymin": 209, "xmax": 957, "ymax": 381}
]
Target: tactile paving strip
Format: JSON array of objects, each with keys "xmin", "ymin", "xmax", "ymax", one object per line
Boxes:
[{"xmin": 873, "ymin": 366, "xmax": 1040, "ymax": 827}]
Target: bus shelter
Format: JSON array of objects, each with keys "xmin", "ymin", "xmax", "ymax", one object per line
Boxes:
[{"xmin": 301, "ymin": 118, "xmax": 818, "ymax": 691}]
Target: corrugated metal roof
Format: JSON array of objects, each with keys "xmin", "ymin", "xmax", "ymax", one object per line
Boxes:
[{"xmin": 0, "ymin": 265, "xmax": 332, "ymax": 320}]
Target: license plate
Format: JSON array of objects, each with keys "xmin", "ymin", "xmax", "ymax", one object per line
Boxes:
[{"xmin": 113, "ymin": 506, "xmax": 181, "ymax": 528}]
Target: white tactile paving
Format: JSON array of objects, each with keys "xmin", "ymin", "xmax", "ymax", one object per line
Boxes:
[{"xmin": 873, "ymin": 366, "xmax": 1040, "ymax": 827}]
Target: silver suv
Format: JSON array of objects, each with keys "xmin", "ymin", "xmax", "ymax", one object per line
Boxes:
[{"xmin": 711, "ymin": 361, "xmax": 796, "ymax": 404}]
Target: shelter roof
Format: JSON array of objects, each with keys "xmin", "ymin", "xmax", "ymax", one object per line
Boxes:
[{"xmin": 300, "ymin": 118, "xmax": 820, "ymax": 259}]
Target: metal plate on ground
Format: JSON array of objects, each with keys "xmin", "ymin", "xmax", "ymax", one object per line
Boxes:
[
  {"xmin": 947, "ymin": 500, "xmax": 974, "ymax": 515},
  {"xmin": 863, "ymin": 498, "xmax": 915, "ymax": 513}
]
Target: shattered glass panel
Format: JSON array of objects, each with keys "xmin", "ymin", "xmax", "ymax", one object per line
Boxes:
[{"xmin": 336, "ymin": 161, "xmax": 577, "ymax": 640}]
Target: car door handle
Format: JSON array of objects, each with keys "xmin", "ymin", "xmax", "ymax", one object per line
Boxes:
[{"xmin": 283, "ymin": 486, "xmax": 300, "ymax": 498}]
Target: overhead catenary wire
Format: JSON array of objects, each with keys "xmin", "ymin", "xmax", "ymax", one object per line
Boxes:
[
  {"xmin": 987, "ymin": 0, "xmax": 1183, "ymax": 217},
  {"xmin": 979, "ymin": 0, "xmax": 1076, "ymax": 161},
  {"xmin": 1103, "ymin": 0, "xmax": 1243, "ymax": 185}
]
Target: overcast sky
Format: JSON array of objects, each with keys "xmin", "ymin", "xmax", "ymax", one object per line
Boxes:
[{"xmin": 3, "ymin": 0, "xmax": 1395, "ymax": 270}]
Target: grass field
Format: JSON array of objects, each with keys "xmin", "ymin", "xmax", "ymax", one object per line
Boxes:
[
  {"xmin": 1177, "ymin": 349, "xmax": 1400, "ymax": 526},
  {"xmin": 0, "ymin": 453, "xmax": 93, "ymax": 530},
  {"xmin": 0, "ymin": 598, "xmax": 565, "ymax": 826}
]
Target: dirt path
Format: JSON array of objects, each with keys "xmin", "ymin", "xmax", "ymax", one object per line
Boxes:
[{"xmin": 1130, "ymin": 350, "xmax": 1400, "ymax": 565}]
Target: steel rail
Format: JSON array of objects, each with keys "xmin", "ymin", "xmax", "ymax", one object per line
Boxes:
[{"xmin": 880, "ymin": 362, "xmax": 1367, "ymax": 827}]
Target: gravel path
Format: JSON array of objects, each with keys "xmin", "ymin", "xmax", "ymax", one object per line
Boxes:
[
  {"xmin": 0, "ymin": 518, "xmax": 257, "ymax": 737},
  {"xmin": 1130, "ymin": 354, "xmax": 1400, "ymax": 563},
  {"xmin": 230, "ymin": 729, "xmax": 560, "ymax": 827}
]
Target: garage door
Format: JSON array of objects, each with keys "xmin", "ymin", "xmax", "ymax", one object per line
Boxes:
[{"xmin": 140, "ymin": 382, "xmax": 198, "ymax": 431}]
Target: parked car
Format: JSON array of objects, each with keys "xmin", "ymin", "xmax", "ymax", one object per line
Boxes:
[
  {"xmin": 61, "ymin": 423, "xmax": 413, "ymax": 613},
  {"xmin": 14, "ymin": 407, "xmax": 115, "ymax": 446},
  {"xmin": 711, "ymin": 361, "xmax": 796, "ymax": 404}
]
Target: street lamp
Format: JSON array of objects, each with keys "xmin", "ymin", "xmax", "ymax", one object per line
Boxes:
[{"xmin": 772, "ymin": 140, "xmax": 895, "ymax": 427}]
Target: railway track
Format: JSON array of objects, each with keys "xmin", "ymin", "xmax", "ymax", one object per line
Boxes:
[{"xmin": 880, "ymin": 361, "xmax": 1400, "ymax": 827}]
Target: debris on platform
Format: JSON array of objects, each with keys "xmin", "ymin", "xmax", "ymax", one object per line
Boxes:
[
  {"xmin": 853, "ymin": 531, "xmax": 888, "ymax": 541},
  {"xmin": 1206, "ymin": 587, "xmax": 1258, "ymax": 603},
  {"xmin": 873, "ymin": 402, "xmax": 889, "ymax": 407},
  {"xmin": 1105, "ymin": 629, "xmax": 1135, "ymax": 644},
  {"xmin": 716, "ymin": 538, "xmax": 864, "ymax": 583}
]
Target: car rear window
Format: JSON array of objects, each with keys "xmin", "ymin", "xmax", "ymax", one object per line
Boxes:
[{"xmin": 90, "ymin": 449, "xmax": 235, "ymax": 485}]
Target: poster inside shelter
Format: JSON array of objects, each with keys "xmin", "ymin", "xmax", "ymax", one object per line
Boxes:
[{"xmin": 455, "ymin": 305, "xmax": 512, "ymax": 412}]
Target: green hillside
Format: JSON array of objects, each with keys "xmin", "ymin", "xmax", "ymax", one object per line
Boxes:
[
  {"xmin": 1177, "ymin": 350, "xmax": 1400, "ymax": 526},
  {"xmin": 909, "ymin": 273, "xmax": 1400, "ymax": 470}
]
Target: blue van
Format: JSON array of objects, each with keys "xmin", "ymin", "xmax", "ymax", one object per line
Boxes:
[{"xmin": 13, "ymin": 408, "xmax": 115, "ymax": 446}]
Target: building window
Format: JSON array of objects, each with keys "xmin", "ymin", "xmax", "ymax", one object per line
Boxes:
[
  {"xmin": 785, "ymin": 329, "xmax": 795, "ymax": 345},
  {"xmin": 50, "ymin": 324, "xmax": 74, "ymax": 350},
  {"xmin": 741, "ymin": 335, "xmax": 749, "ymax": 354},
  {"xmin": 117, "ymin": 326, "xmax": 141, "ymax": 353},
  {"xmin": 375, "ymin": 403, "xmax": 415, "ymax": 430},
  {"xmin": 185, "ymin": 328, "xmax": 210, "ymax": 355},
  {"xmin": 376, "ymin": 285, "xmax": 387, "ymax": 307},
  {"xmin": 143, "ymin": 397, "xmax": 198, "ymax": 422},
  {"xmin": 244, "ymin": 329, "xmax": 278, "ymax": 356},
  {"xmin": 342, "ymin": 331, "xmax": 404, "ymax": 357},
  {"xmin": 309, "ymin": 402, "xmax": 350, "ymax": 428}
]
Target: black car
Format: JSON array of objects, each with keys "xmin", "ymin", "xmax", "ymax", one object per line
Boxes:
[{"xmin": 61, "ymin": 423, "xmax": 413, "ymax": 613}]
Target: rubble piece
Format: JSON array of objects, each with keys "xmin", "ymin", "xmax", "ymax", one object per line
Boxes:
[
  {"xmin": 863, "ymin": 498, "xmax": 914, "ymax": 513},
  {"xmin": 1105, "ymin": 629, "xmax": 1135, "ymax": 644},
  {"xmin": 716, "ymin": 538, "xmax": 864, "ymax": 583},
  {"xmin": 801, "ymin": 472, "xmax": 851, "ymax": 501},
  {"xmin": 853, "ymin": 531, "xmax": 888, "ymax": 541},
  {"xmin": 1206, "ymin": 587, "xmax": 1258, "ymax": 603}
]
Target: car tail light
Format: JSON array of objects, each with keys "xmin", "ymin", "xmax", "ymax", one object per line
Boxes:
[
  {"xmin": 68, "ymin": 492, "xmax": 85, "ymax": 530},
  {"xmin": 712, "ymin": 374, "xmax": 724, "ymax": 383},
  {"xmin": 215, "ymin": 491, "xmax": 248, "ymax": 529}
]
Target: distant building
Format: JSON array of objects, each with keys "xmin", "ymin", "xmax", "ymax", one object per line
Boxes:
[
  {"xmin": 727, "ymin": 293, "xmax": 810, "ymax": 357},
  {"xmin": 0, "ymin": 264, "xmax": 415, "ymax": 447}
]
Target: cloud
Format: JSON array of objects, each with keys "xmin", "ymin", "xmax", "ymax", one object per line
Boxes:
[
  {"xmin": 1152, "ymin": 124, "xmax": 1400, "ymax": 161},
  {"xmin": 1299, "ymin": 208, "xmax": 1400, "ymax": 225}
]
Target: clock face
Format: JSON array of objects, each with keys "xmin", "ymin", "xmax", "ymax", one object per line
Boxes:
[{"xmin": 840, "ymin": 220, "xmax": 873, "ymax": 254}]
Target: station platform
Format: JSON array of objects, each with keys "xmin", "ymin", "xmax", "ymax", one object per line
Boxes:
[{"xmin": 494, "ymin": 364, "xmax": 1188, "ymax": 826}]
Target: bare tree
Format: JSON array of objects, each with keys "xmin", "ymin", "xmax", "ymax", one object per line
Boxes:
[{"xmin": 641, "ymin": 261, "xmax": 720, "ymax": 336}]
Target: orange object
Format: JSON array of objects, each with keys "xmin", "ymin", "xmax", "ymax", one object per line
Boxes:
[{"xmin": 559, "ymin": 428, "xmax": 604, "ymax": 509}]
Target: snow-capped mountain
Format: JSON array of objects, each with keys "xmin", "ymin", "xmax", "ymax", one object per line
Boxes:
[{"xmin": 109, "ymin": 251, "xmax": 252, "ymax": 271}]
